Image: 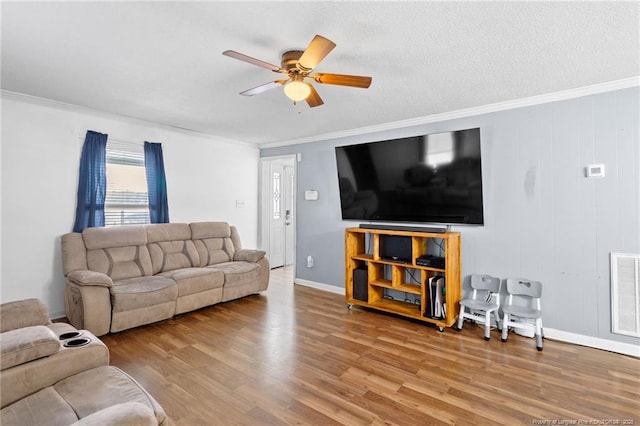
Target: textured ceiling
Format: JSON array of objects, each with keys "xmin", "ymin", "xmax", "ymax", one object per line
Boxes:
[{"xmin": 2, "ymin": 1, "xmax": 639, "ymax": 146}]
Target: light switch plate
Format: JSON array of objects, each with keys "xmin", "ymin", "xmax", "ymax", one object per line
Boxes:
[{"xmin": 304, "ymin": 190, "xmax": 319, "ymax": 201}]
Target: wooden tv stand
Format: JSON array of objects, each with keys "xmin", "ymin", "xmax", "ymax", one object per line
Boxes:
[{"xmin": 344, "ymin": 227, "xmax": 461, "ymax": 331}]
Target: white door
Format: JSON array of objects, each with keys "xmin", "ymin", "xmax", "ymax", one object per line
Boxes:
[
  {"xmin": 260, "ymin": 156, "xmax": 296, "ymax": 270},
  {"xmin": 269, "ymin": 162, "xmax": 285, "ymax": 268}
]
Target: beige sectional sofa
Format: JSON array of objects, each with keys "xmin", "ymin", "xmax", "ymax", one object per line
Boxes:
[
  {"xmin": 0, "ymin": 298, "xmax": 168, "ymax": 425},
  {"xmin": 61, "ymin": 221, "xmax": 269, "ymax": 336}
]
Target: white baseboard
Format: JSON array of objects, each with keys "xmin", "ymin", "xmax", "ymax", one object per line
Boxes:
[
  {"xmin": 543, "ymin": 328, "xmax": 639, "ymax": 358},
  {"xmin": 294, "ymin": 278, "xmax": 639, "ymax": 358},
  {"xmin": 294, "ymin": 278, "xmax": 344, "ymax": 295}
]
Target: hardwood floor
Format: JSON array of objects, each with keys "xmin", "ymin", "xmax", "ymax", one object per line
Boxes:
[{"xmin": 101, "ymin": 267, "xmax": 640, "ymax": 425}]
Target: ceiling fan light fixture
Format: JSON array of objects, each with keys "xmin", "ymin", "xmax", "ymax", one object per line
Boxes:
[
  {"xmin": 223, "ymin": 34, "xmax": 371, "ymax": 108},
  {"xmin": 284, "ymin": 80, "xmax": 311, "ymax": 102}
]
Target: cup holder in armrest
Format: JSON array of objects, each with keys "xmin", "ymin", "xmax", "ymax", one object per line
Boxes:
[
  {"xmin": 59, "ymin": 331, "xmax": 82, "ymax": 340},
  {"xmin": 63, "ymin": 337, "xmax": 91, "ymax": 348}
]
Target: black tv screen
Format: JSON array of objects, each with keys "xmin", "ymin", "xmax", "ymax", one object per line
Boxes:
[{"xmin": 335, "ymin": 127, "xmax": 484, "ymax": 225}]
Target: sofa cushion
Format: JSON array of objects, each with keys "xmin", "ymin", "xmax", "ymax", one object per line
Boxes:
[
  {"xmin": 193, "ymin": 238, "xmax": 234, "ymax": 266},
  {"xmin": 82, "ymin": 226, "xmax": 147, "ymax": 250},
  {"xmin": 190, "ymin": 221, "xmax": 230, "ymax": 239},
  {"xmin": 146, "ymin": 222, "xmax": 191, "ymax": 243},
  {"xmin": 146, "ymin": 223, "xmax": 200, "ymax": 273},
  {"xmin": 0, "ymin": 326, "xmax": 60, "ymax": 370},
  {"xmin": 210, "ymin": 261, "xmax": 262, "ymax": 288},
  {"xmin": 158, "ymin": 267, "xmax": 224, "ymax": 296},
  {"xmin": 0, "ymin": 386, "xmax": 79, "ymax": 426},
  {"xmin": 190, "ymin": 222, "xmax": 236, "ymax": 266},
  {"xmin": 83, "ymin": 226, "xmax": 153, "ymax": 281},
  {"xmin": 110, "ymin": 277, "xmax": 178, "ymax": 312},
  {"xmin": 0, "ymin": 299, "xmax": 50, "ymax": 332},
  {"xmin": 149, "ymin": 240, "xmax": 200, "ymax": 273},
  {"xmin": 86, "ymin": 246, "xmax": 153, "ymax": 282},
  {"xmin": 55, "ymin": 366, "xmax": 167, "ymax": 425},
  {"xmin": 0, "ymin": 366, "xmax": 167, "ymax": 426}
]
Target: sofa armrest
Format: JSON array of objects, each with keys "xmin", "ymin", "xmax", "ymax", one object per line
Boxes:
[
  {"xmin": 234, "ymin": 249, "xmax": 266, "ymax": 263},
  {"xmin": 0, "ymin": 298, "xmax": 50, "ymax": 332},
  {"xmin": 67, "ymin": 270, "xmax": 113, "ymax": 288},
  {"xmin": 0, "ymin": 325, "xmax": 60, "ymax": 370},
  {"xmin": 65, "ymin": 282, "xmax": 112, "ymax": 336}
]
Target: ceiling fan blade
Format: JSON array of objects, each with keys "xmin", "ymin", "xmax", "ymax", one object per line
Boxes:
[
  {"xmin": 223, "ymin": 50, "xmax": 282, "ymax": 72},
  {"xmin": 313, "ymin": 73, "xmax": 372, "ymax": 88},
  {"xmin": 296, "ymin": 35, "xmax": 336, "ymax": 73},
  {"xmin": 305, "ymin": 84, "xmax": 324, "ymax": 108},
  {"xmin": 240, "ymin": 80, "xmax": 286, "ymax": 96}
]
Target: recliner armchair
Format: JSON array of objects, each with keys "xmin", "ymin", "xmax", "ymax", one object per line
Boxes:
[
  {"xmin": 0, "ymin": 298, "xmax": 168, "ymax": 425},
  {"xmin": 0, "ymin": 298, "xmax": 109, "ymax": 408}
]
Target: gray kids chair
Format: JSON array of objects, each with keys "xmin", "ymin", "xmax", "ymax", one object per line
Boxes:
[
  {"xmin": 501, "ymin": 278, "xmax": 544, "ymax": 351},
  {"xmin": 455, "ymin": 274, "xmax": 502, "ymax": 340}
]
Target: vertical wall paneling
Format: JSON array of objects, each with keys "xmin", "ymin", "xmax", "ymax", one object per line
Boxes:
[
  {"xmin": 516, "ymin": 107, "xmax": 546, "ymax": 281},
  {"xmin": 593, "ymin": 91, "xmax": 625, "ymax": 337},
  {"xmin": 551, "ymin": 98, "xmax": 584, "ymax": 332},
  {"xmin": 577, "ymin": 96, "xmax": 599, "ymax": 334},
  {"xmin": 261, "ymin": 87, "xmax": 640, "ymax": 345}
]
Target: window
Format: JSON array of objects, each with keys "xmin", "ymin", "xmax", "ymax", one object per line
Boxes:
[
  {"xmin": 425, "ymin": 132, "xmax": 453, "ymax": 168},
  {"xmin": 105, "ymin": 141, "xmax": 150, "ymax": 226}
]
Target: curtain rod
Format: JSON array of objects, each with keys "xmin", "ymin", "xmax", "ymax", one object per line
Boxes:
[{"xmin": 77, "ymin": 133, "xmax": 160, "ymax": 145}]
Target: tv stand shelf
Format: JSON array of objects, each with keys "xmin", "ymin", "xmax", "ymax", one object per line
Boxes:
[
  {"xmin": 371, "ymin": 280, "xmax": 422, "ymax": 295},
  {"xmin": 344, "ymin": 227, "xmax": 461, "ymax": 330}
]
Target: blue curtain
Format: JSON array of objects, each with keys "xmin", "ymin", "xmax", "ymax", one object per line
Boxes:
[
  {"xmin": 72, "ymin": 130, "xmax": 108, "ymax": 232},
  {"xmin": 144, "ymin": 142, "xmax": 170, "ymax": 223}
]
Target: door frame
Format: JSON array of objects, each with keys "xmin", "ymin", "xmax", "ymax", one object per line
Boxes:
[{"xmin": 259, "ymin": 155, "xmax": 297, "ymax": 273}]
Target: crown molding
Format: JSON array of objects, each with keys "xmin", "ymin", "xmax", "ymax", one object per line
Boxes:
[
  {"xmin": 4, "ymin": 76, "xmax": 638, "ymax": 151},
  {"xmin": 259, "ymin": 76, "xmax": 640, "ymax": 149},
  {"xmin": 0, "ymin": 90, "xmax": 255, "ymax": 148}
]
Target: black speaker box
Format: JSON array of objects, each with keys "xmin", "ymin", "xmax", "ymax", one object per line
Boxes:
[
  {"xmin": 353, "ymin": 268, "xmax": 368, "ymax": 302},
  {"xmin": 380, "ymin": 235, "xmax": 412, "ymax": 263}
]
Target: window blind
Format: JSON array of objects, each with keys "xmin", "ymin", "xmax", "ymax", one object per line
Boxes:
[{"xmin": 105, "ymin": 140, "xmax": 150, "ymax": 226}]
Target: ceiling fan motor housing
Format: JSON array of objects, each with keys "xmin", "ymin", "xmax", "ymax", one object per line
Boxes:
[{"xmin": 281, "ymin": 50, "xmax": 304, "ymax": 73}]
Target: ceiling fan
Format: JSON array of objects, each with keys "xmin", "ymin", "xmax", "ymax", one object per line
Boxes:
[{"xmin": 223, "ymin": 35, "xmax": 372, "ymax": 107}]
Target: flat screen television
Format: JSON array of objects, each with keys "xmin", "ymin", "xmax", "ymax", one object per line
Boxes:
[{"xmin": 335, "ymin": 127, "xmax": 484, "ymax": 225}]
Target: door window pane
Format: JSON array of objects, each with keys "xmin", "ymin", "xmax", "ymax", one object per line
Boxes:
[{"xmin": 272, "ymin": 172, "xmax": 281, "ymax": 220}]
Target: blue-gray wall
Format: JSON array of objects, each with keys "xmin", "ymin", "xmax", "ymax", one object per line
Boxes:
[{"xmin": 261, "ymin": 87, "xmax": 639, "ymax": 344}]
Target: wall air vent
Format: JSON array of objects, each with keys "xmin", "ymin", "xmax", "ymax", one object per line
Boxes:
[{"xmin": 611, "ymin": 253, "xmax": 640, "ymax": 337}]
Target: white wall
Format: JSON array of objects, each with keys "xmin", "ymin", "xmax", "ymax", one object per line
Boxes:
[{"xmin": 1, "ymin": 94, "xmax": 260, "ymax": 318}]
